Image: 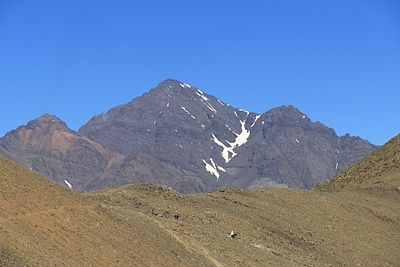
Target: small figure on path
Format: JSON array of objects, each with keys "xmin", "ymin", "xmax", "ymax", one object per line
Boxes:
[
  {"xmin": 173, "ymin": 210, "xmax": 180, "ymax": 220},
  {"xmin": 229, "ymin": 230, "xmax": 237, "ymax": 238}
]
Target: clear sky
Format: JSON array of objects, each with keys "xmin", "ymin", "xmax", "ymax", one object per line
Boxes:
[{"xmin": 0, "ymin": 0, "xmax": 399, "ymax": 145}]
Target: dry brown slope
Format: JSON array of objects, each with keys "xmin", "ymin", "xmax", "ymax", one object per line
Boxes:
[
  {"xmin": 87, "ymin": 184, "xmax": 400, "ymax": 267},
  {"xmin": 0, "ymin": 157, "xmax": 214, "ymax": 266},
  {"xmin": 316, "ymin": 134, "xmax": 400, "ymax": 192}
]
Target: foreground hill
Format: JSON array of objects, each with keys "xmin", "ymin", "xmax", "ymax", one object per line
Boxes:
[
  {"xmin": 316, "ymin": 134, "xmax": 400, "ymax": 192},
  {"xmin": 0, "ymin": 157, "xmax": 212, "ymax": 266},
  {"xmin": 1, "ymin": 156, "xmax": 399, "ymax": 266},
  {"xmin": 86, "ymin": 184, "xmax": 400, "ymax": 266},
  {"xmin": 0, "ymin": 80, "xmax": 376, "ymax": 193}
]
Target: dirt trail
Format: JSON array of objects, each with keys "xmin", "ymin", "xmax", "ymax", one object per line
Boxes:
[{"xmin": 125, "ymin": 208, "xmax": 224, "ymax": 267}]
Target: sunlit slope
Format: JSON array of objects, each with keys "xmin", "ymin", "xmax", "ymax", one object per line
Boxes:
[
  {"xmin": 0, "ymin": 157, "xmax": 213, "ymax": 266},
  {"xmin": 87, "ymin": 184, "xmax": 400, "ymax": 267},
  {"xmin": 316, "ymin": 134, "xmax": 400, "ymax": 192},
  {"xmin": 1, "ymin": 154, "xmax": 399, "ymax": 266}
]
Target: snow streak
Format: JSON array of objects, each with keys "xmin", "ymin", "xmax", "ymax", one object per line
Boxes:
[{"xmin": 212, "ymin": 120, "xmax": 250, "ymax": 163}]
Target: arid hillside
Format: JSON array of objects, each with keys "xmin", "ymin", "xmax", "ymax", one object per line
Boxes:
[
  {"xmin": 86, "ymin": 184, "xmax": 400, "ymax": 267},
  {"xmin": 316, "ymin": 134, "xmax": 400, "ymax": 192},
  {"xmin": 1, "ymin": 150, "xmax": 399, "ymax": 266},
  {"xmin": 0, "ymin": 157, "xmax": 213, "ymax": 266}
]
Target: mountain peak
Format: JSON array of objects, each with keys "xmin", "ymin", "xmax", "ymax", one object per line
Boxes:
[
  {"xmin": 158, "ymin": 79, "xmax": 182, "ymax": 86},
  {"xmin": 0, "ymin": 113, "xmax": 75, "ymax": 154},
  {"xmin": 157, "ymin": 79, "xmax": 193, "ymax": 89},
  {"xmin": 28, "ymin": 113, "xmax": 70, "ymax": 132},
  {"xmin": 1, "ymin": 81, "xmax": 377, "ymax": 193},
  {"xmin": 36, "ymin": 113, "xmax": 66, "ymax": 123},
  {"xmin": 264, "ymin": 105, "xmax": 308, "ymax": 122}
]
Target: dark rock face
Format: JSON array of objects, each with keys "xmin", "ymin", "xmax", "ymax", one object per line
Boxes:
[
  {"xmin": 78, "ymin": 79, "xmax": 261, "ymax": 192},
  {"xmin": 0, "ymin": 80, "xmax": 377, "ymax": 192},
  {"xmin": 219, "ymin": 107, "xmax": 375, "ymax": 189}
]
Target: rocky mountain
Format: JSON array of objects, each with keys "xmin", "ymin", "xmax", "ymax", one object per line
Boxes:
[
  {"xmin": 316, "ymin": 134, "xmax": 400, "ymax": 192},
  {"xmin": 0, "ymin": 80, "xmax": 377, "ymax": 193},
  {"xmin": 0, "ymin": 114, "xmax": 124, "ymax": 190}
]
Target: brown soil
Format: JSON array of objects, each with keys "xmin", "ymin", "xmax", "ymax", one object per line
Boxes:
[
  {"xmin": 1, "ymin": 155, "xmax": 399, "ymax": 266},
  {"xmin": 87, "ymin": 184, "xmax": 400, "ymax": 266},
  {"xmin": 0, "ymin": 157, "xmax": 211, "ymax": 266}
]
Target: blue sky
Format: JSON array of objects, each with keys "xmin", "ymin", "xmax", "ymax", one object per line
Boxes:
[{"xmin": 0, "ymin": 0, "xmax": 399, "ymax": 145}]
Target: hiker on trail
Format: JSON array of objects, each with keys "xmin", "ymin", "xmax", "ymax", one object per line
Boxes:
[
  {"xmin": 229, "ymin": 230, "xmax": 237, "ymax": 238},
  {"xmin": 173, "ymin": 210, "xmax": 180, "ymax": 220}
]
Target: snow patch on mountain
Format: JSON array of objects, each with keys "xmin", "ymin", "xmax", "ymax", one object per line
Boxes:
[
  {"xmin": 212, "ymin": 134, "xmax": 237, "ymax": 163},
  {"xmin": 180, "ymin": 83, "xmax": 191, "ymax": 88},
  {"xmin": 239, "ymin": 109, "xmax": 249, "ymax": 117},
  {"xmin": 225, "ymin": 124, "xmax": 238, "ymax": 135},
  {"xmin": 251, "ymin": 115, "xmax": 261, "ymax": 127},
  {"xmin": 202, "ymin": 158, "xmax": 221, "ymax": 180},
  {"xmin": 64, "ymin": 180, "xmax": 72, "ymax": 189},
  {"xmin": 196, "ymin": 91, "xmax": 208, "ymax": 101},
  {"xmin": 217, "ymin": 165, "xmax": 226, "ymax": 172},
  {"xmin": 229, "ymin": 120, "xmax": 250, "ymax": 147},
  {"xmin": 181, "ymin": 107, "xmax": 196, "ymax": 119},
  {"xmin": 205, "ymin": 104, "xmax": 217, "ymax": 113},
  {"xmin": 195, "ymin": 91, "xmax": 217, "ymax": 113},
  {"xmin": 212, "ymin": 120, "xmax": 251, "ymax": 163}
]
